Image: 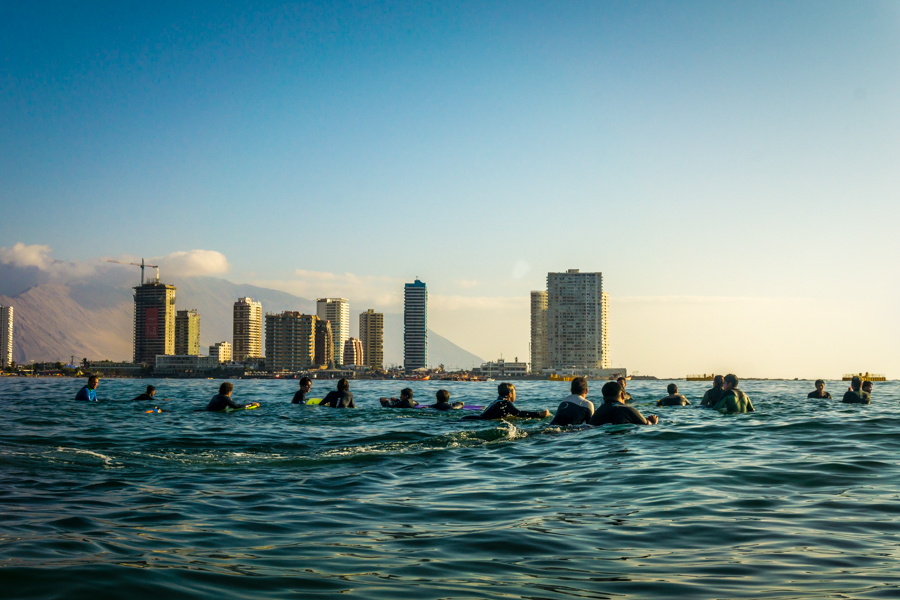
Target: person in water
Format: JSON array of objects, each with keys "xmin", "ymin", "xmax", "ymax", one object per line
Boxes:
[
  {"xmin": 132, "ymin": 385, "xmax": 167, "ymax": 401},
  {"xmin": 292, "ymin": 377, "xmax": 312, "ymax": 404},
  {"xmin": 461, "ymin": 382, "xmax": 550, "ymax": 420},
  {"xmin": 617, "ymin": 376, "xmax": 634, "ymax": 402},
  {"xmin": 75, "ymin": 376, "xmax": 100, "ymax": 402},
  {"xmin": 712, "ymin": 374, "xmax": 754, "ymax": 413},
  {"xmin": 807, "ymin": 380, "xmax": 833, "ymax": 399},
  {"xmin": 321, "ymin": 378, "xmax": 356, "ymax": 408},
  {"xmin": 549, "ymin": 376, "xmax": 594, "ymax": 426},
  {"xmin": 657, "ymin": 383, "xmax": 690, "ymax": 406},
  {"xmin": 380, "ymin": 388, "xmax": 417, "ymax": 408},
  {"xmin": 842, "ymin": 377, "xmax": 871, "ymax": 404},
  {"xmin": 204, "ymin": 382, "xmax": 260, "ymax": 411},
  {"xmin": 862, "ymin": 380, "xmax": 874, "ymax": 396},
  {"xmin": 589, "ymin": 381, "xmax": 658, "ymax": 426},
  {"xmin": 427, "ymin": 389, "xmax": 464, "ymax": 411},
  {"xmin": 700, "ymin": 375, "xmax": 725, "ymax": 407}
]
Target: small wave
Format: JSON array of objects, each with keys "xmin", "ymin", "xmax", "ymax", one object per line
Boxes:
[{"xmin": 56, "ymin": 447, "xmax": 117, "ymax": 467}]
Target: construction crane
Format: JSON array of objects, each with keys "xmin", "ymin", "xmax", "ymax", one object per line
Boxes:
[{"xmin": 104, "ymin": 258, "xmax": 160, "ymax": 285}]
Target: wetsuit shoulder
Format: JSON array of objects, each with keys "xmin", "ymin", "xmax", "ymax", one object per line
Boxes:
[{"xmin": 291, "ymin": 391, "xmax": 306, "ymax": 404}]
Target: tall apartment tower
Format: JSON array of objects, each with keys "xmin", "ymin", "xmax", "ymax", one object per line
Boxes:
[
  {"xmin": 133, "ymin": 280, "xmax": 177, "ymax": 364},
  {"xmin": 343, "ymin": 337, "xmax": 364, "ymax": 366},
  {"xmin": 404, "ymin": 279, "xmax": 427, "ymax": 371},
  {"xmin": 315, "ymin": 320, "xmax": 333, "ymax": 367},
  {"xmin": 233, "ymin": 297, "xmax": 262, "ymax": 362},
  {"xmin": 0, "ymin": 306, "xmax": 12, "ymax": 368},
  {"xmin": 265, "ymin": 312, "xmax": 317, "ymax": 372},
  {"xmin": 175, "ymin": 309, "xmax": 201, "ymax": 355},
  {"xmin": 530, "ymin": 291, "xmax": 548, "ymax": 374},
  {"xmin": 546, "ymin": 269, "xmax": 609, "ymax": 370},
  {"xmin": 209, "ymin": 341, "xmax": 232, "ymax": 363},
  {"xmin": 316, "ymin": 298, "xmax": 349, "ymax": 365},
  {"xmin": 359, "ymin": 309, "xmax": 384, "ymax": 370}
]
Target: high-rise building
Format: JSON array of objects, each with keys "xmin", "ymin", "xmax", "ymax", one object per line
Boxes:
[
  {"xmin": 0, "ymin": 305, "xmax": 12, "ymax": 368},
  {"xmin": 233, "ymin": 297, "xmax": 262, "ymax": 362},
  {"xmin": 209, "ymin": 341, "xmax": 232, "ymax": 363},
  {"xmin": 530, "ymin": 291, "xmax": 548, "ymax": 374},
  {"xmin": 133, "ymin": 280, "xmax": 177, "ymax": 364},
  {"xmin": 404, "ymin": 279, "xmax": 427, "ymax": 370},
  {"xmin": 175, "ymin": 309, "xmax": 201, "ymax": 356},
  {"xmin": 359, "ymin": 309, "xmax": 384, "ymax": 370},
  {"xmin": 315, "ymin": 319, "xmax": 333, "ymax": 367},
  {"xmin": 343, "ymin": 337, "xmax": 364, "ymax": 366},
  {"xmin": 546, "ymin": 269, "xmax": 609, "ymax": 370},
  {"xmin": 316, "ymin": 298, "xmax": 349, "ymax": 365},
  {"xmin": 265, "ymin": 312, "xmax": 317, "ymax": 372}
]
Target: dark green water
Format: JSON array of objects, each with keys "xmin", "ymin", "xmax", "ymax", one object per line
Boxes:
[{"xmin": 1, "ymin": 378, "xmax": 898, "ymax": 599}]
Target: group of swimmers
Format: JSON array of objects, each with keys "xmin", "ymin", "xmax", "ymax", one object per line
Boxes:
[{"xmin": 73, "ymin": 372, "xmax": 877, "ymax": 422}]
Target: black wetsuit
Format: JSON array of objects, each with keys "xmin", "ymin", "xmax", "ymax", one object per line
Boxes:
[
  {"xmin": 549, "ymin": 395, "xmax": 594, "ymax": 426},
  {"xmin": 589, "ymin": 401, "xmax": 649, "ymax": 425},
  {"xmin": 131, "ymin": 393, "xmax": 155, "ymax": 401},
  {"xmin": 291, "ymin": 390, "xmax": 307, "ymax": 404},
  {"xmin": 428, "ymin": 401, "xmax": 464, "ymax": 411},
  {"xmin": 383, "ymin": 397, "xmax": 418, "ymax": 408},
  {"xmin": 205, "ymin": 394, "xmax": 249, "ymax": 411},
  {"xmin": 700, "ymin": 387, "xmax": 724, "ymax": 407},
  {"xmin": 842, "ymin": 390, "xmax": 871, "ymax": 404},
  {"xmin": 807, "ymin": 390, "xmax": 833, "ymax": 399},
  {"xmin": 657, "ymin": 395, "xmax": 690, "ymax": 406},
  {"xmin": 461, "ymin": 398, "xmax": 546, "ymax": 420},
  {"xmin": 322, "ymin": 390, "xmax": 355, "ymax": 408},
  {"xmin": 622, "ymin": 391, "xmax": 634, "ymax": 403}
]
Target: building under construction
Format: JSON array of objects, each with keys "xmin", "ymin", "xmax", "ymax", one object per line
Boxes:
[{"xmin": 133, "ymin": 280, "xmax": 177, "ymax": 364}]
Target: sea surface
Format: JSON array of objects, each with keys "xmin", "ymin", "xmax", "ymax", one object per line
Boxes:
[{"xmin": 1, "ymin": 377, "xmax": 898, "ymax": 600}]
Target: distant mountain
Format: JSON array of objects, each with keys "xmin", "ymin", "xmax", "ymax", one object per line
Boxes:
[{"xmin": 0, "ymin": 272, "xmax": 483, "ymax": 369}]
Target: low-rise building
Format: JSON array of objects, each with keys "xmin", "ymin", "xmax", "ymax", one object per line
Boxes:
[
  {"xmin": 474, "ymin": 359, "xmax": 529, "ymax": 378},
  {"xmin": 209, "ymin": 342, "xmax": 232, "ymax": 363},
  {"xmin": 343, "ymin": 337, "xmax": 364, "ymax": 366},
  {"xmin": 86, "ymin": 361, "xmax": 149, "ymax": 377},
  {"xmin": 155, "ymin": 355, "xmax": 220, "ymax": 376}
]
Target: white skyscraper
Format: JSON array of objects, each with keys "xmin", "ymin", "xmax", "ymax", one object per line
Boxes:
[
  {"xmin": 233, "ymin": 297, "xmax": 262, "ymax": 362},
  {"xmin": 317, "ymin": 298, "xmax": 349, "ymax": 365},
  {"xmin": 0, "ymin": 306, "xmax": 13, "ymax": 368},
  {"xmin": 546, "ymin": 269, "xmax": 609, "ymax": 370}
]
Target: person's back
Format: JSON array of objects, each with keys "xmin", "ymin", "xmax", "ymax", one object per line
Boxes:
[
  {"xmin": 657, "ymin": 383, "xmax": 690, "ymax": 406},
  {"xmin": 381, "ymin": 388, "xmax": 417, "ymax": 408},
  {"xmin": 713, "ymin": 375, "xmax": 754, "ymax": 413},
  {"xmin": 461, "ymin": 382, "xmax": 549, "ymax": 420},
  {"xmin": 841, "ymin": 377, "xmax": 871, "ymax": 404},
  {"xmin": 589, "ymin": 381, "xmax": 657, "ymax": 426},
  {"xmin": 205, "ymin": 382, "xmax": 257, "ymax": 411},
  {"xmin": 700, "ymin": 376, "xmax": 724, "ymax": 407},
  {"xmin": 428, "ymin": 389, "xmax": 463, "ymax": 411},
  {"xmin": 322, "ymin": 378, "xmax": 356, "ymax": 408},
  {"xmin": 549, "ymin": 377, "xmax": 594, "ymax": 426},
  {"xmin": 132, "ymin": 385, "xmax": 158, "ymax": 402}
]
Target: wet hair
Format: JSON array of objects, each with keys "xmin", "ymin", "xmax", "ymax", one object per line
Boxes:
[
  {"xmin": 88, "ymin": 375, "xmax": 99, "ymax": 384},
  {"xmin": 146, "ymin": 385, "xmax": 156, "ymax": 393},
  {"xmin": 571, "ymin": 377, "xmax": 588, "ymax": 396},
  {"xmin": 862, "ymin": 381, "xmax": 873, "ymax": 391},
  {"xmin": 299, "ymin": 377, "xmax": 311, "ymax": 387},
  {"xmin": 724, "ymin": 374, "xmax": 739, "ymax": 388},
  {"xmin": 713, "ymin": 375, "xmax": 724, "ymax": 387},
  {"xmin": 850, "ymin": 376, "xmax": 862, "ymax": 391},
  {"xmin": 498, "ymin": 382, "xmax": 515, "ymax": 398},
  {"xmin": 436, "ymin": 389, "xmax": 450, "ymax": 403},
  {"xmin": 616, "ymin": 377, "xmax": 627, "ymax": 385},
  {"xmin": 602, "ymin": 381, "xmax": 624, "ymax": 401},
  {"xmin": 401, "ymin": 388, "xmax": 414, "ymax": 400},
  {"xmin": 337, "ymin": 378, "xmax": 350, "ymax": 392},
  {"xmin": 219, "ymin": 382, "xmax": 233, "ymax": 394},
  {"xmin": 815, "ymin": 379, "xmax": 825, "ymax": 387},
  {"xmin": 667, "ymin": 383, "xmax": 678, "ymax": 395}
]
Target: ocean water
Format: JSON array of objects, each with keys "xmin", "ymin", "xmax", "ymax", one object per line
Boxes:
[{"xmin": 1, "ymin": 377, "xmax": 898, "ymax": 600}]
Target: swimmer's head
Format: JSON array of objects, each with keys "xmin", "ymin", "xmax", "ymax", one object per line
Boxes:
[
  {"xmin": 862, "ymin": 381, "xmax": 873, "ymax": 393},
  {"xmin": 436, "ymin": 389, "xmax": 450, "ymax": 403},
  {"xmin": 219, "ymin": 382, "xmax": 234, "ymax": 395},
  {"xmin": 146, "ymin": 385, "xmax": 156, "ymax": 396},
  {"xmin": 724, "ymin": 374, "xmax": 739, "ymax": 389},
  {"xmin": 337, "ymin": 378, "xmax": 350, "ymax": 392},
  {"xmin": 667, "ymin": 383, "xmax": 678, "ymax": 395},
  {"xmin": 571, "ymin": 377, "xmax": 588, "ymax": 396},
  {"xmin": 400, "ymin": 388, "xmax": 413, "ymax": 400},
  {"xmin": 602, "ymin": 381, "xmax": 624, "ymax": 402},
  {"xmin": 616, "ymin": 376, "xmax": 627, "ymax": 388},
  {"xmin": 850, "ymin": 376, "xmax": 862, "ymax": 391},
  {"xmin": 713, "ymin": 375, "xmax": 724, "ymax": 388},
  {"xmin": 87, "ymin": 375, "xmax": 100, "ymax": 389},
  {"xmin": 815, "ymin": 379, "xmax": 825, "ymax": 392},
  {"xmin": 299, "ymin": 376, "xmax": 311, "ymax": 390},
  {"xmin": 498, "ymin": 382, "xmax": 515, "ymax": 399}
]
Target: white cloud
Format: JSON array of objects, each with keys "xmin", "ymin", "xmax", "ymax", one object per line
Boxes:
[
  {"xmin": 154, "ymin": 250, "xmax": 231, "ymax": 277},
  {"xmin": 456, "ymin": 279, "xmax": 479, "ymax": 288},
  {"xmin": 430, "ymin": 295, "xmax": 527, "ymax": 312},
  {"xmin": 254, "ymin": 269, "xmax": 403, "ymax": 308},
  {"xmin": 512, "ymin": 260, "xmax": 530, "ymax": 279},
  {"xmin": 0, "ymin": 242, "xmax": 56, "ymax": 270}
]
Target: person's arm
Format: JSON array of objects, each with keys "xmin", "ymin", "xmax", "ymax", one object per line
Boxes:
[
  {"xmin": 224, "ymin": 396, "xmax": 247, "ymax": 409},
  {"xmin": 462, "ymin": 400, "xmax": 501, "ymax": 420},
  {"xmin": 346, "ymin": 393, "xmax": 356, "ymax": 408},
  {"xmin": 624, "ymin": 406, "xmax": 650, "ymax": 425},
  {"xmin": 508, "ymin": 402, "xmax": 550, "ymax": 419},
  {"xmin": 682, "ymin": 396, "xmax": 691, "ymax": 405},
  {"xmin": 746, "ymin": 397, "xmax": 755, "ymax": 412}
]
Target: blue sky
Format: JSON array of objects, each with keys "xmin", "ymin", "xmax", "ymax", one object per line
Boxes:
[{"xmin": 2, "ymin": 1, "xmax": 899, "ymax": 376}]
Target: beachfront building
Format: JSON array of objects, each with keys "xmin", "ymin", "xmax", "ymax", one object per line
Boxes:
[
  {"xmin": 359, "ymin": 309, "xmax": 384, "ymax": 370},
  {"xmin": 209, "ymin": 341, "xmax": 232, "ymax": 363},
  {"xmin": 0, "ymin": 305, "xmax": 12, "ymax": 368},
  {"xmin": 133, "ymin": 279, "xmax": 177, "ymax": 364},
  {"xmin": 156, "ymin": 354, "xmax": 219, "ymax": 376},
  {"xmin": 315, "ymin": 319, "xmax": 333, "ymax": 367},
  {"xmin": 404, "ymin": 279, "xmax": 427, "ymax": 370},
  {"xmin": 316, "ymin": 298, "xmax": 349, "ymax": 365},
  {"xmin": 530, "ymin": 291, "xmax": 548, "ymax": 374},
  {"xmin": 174, "ymin": 309, "xmax": 201, "ymax": 356},
  {"xmin": 265, "ymin": 312, "xmax": 317, "ymax": 372},
  {"xmin": 343, "ymin": 337, "xmax": 364, "ymax": 366},
  {"xmin": 473, "ymin": 359, "xmax": 528, "ymax": 378},
  {"xmin": 233, "ymin": 297, "xmax": 262, "ymax": 362},
  {"xmin": 546, "ymin": 269, "xmax": 610, "ymax": 370}
]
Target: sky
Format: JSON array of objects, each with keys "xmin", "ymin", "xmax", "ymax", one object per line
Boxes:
[{"xmin": 1, "ymin": 1, "xmax": 899, "ymax": 378}]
